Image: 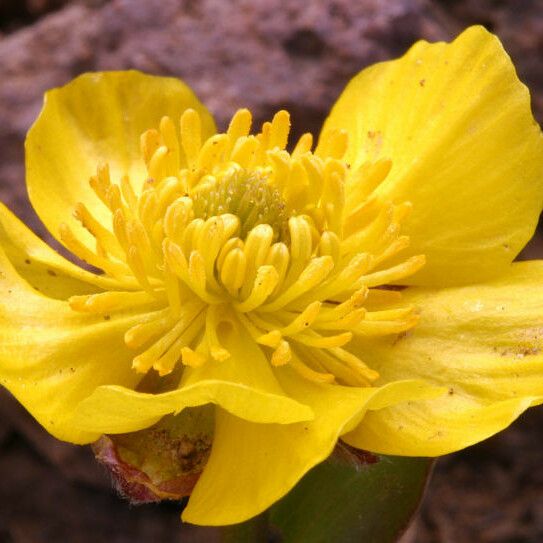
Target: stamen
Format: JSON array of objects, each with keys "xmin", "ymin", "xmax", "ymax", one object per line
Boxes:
[
  {"xmin": 364, "ymin": 288, "xmax": 403, "ymax": 306},
  {"xmin": 126, "ymin": 245, "xmax": 156, "ymax": 295},
  {"xmin": 88, "ymin": 162, "xmax": 112, "ymax": 207},
  {"xmin": 159, "ymin": 116, "xmax": 181, "ymax": 169},
  {"xmin": 356, "ymin": 255, "xmax": 426, "ymax": 288},
  {"xmin": 226, "ymin": 109, "xmax": 252, "ymax": 147},
  {"xmin": 164, "ymin": 240, "xmax": 222, "ymax": 304},
  {"xmin": 346, "ymin": 158, "xmax": 392, "ymax": 203},
  {"xmin": 125, "ymin": 310, "xmax": 173, "ymax": 349},
  {"xmin": 164, "ymin": 197, "xmax": 194, "ymax": 242},
  {"xmin": 268, "ymin": 110, "xmax": 291, "ymax": 150},
  {"xmin": 131, "ymin": 301, "xmax": 204, "ymax": 374},
  {"xmin": 316, "ymin": 288, "xmax": 368, "ymax": 322},
  {"xmin": 120, "ymin": 175, "xmax": 138, "ymax": 213},
  {"xmin": 265, "ymin": 242, "xmax": 290, "ymax": 293},
  {"xmin": 106, "ymin": 183, "xmax": 124, "ymax": 214},
  {"xmin": 181, "ymin": 345, "xmax": 207, "ymax": 368},
  {"xmin": 271, "ymin": 339, "xmax": 292, "ymax": 366},
  {"xmin": 299, "ymin": 346, "xmax": 374, "ymax": 387},
  {"xmin": 278, "ymin": 301, "xmax": 321, "ymax": 336},
  {"xmin": 289, "ymin": 354, "xmax": 335, "ymax": 384},
  {"xmin": 180, "ymin": 109, "xmax": 202, "ymax": 170},
  {"xmin": 155, "ymin": 311, "xmax": 206, "ymax": 375},
  {"xmin": 353, "ymin": 316, "xmax": 419, "ymax": 336},
  {"xmin": 198, "ymin": 135, "xmax": 228, "ymax": 171},
  {"xmin": 197, "ymin": 216, "xmax": 226, "ymax": 291},
  {"xmin": 234, "ymin": 266, "xmax": 279, "ymax": 312},
  {"xmin": 293, "ymin": 331, "xmax": 353, "ymax": 349},
  {"xmin": 163, "ymin": 267, "xmax": 182, "ymax": 317},
  {"xmin": 66, "ymin": 107, "xmax": 427, "ymax": 388},
  {"xmin": 69, "ymin": 291, "xmax": 159, "ymax": 314},
  {"xmin": 316, "ymin": 128, "xmax": 348, "ymax": 160},
  {"xmin": 219, "ymin": 247, "xmax": 247, "ymax": 296},
  {"xmin": 260, "ymin": 256, "xmax": 334, "ymax": 312},
  {"xmin": 314, "ymin": 309, "xmax": 366, "ymax": 330},
  {"xmin": 205, "ymin": 305, "xmax": 231, "ymax": 361},
  {"xmin": 327, "ymin": 348, "xmax": 379, "ymax": 382},
  {"xmin": 292, "ymin": 133, "xmax": 313, "ymax": 156},
  {"xmin": 148, "ymin": 146, "xmax": 172, "ymax": 181},
  {"xmin": 257, "ymin": 329, "xmax": 282, "ymax": 348},
  {"xmin": 140, "ymin": 129, "xmax": 161, "ymax": 165},
  {"xmin": 59, "ymin": 223, "xmax": 130, "ymax": 280},
  {"xmin": 297, "ymin": 253, "xmax": 371, "ymax": 304},
  {"xmin": 231, "ymin": 135, "xmax": 259, "ymax": 167},
  {"xmin": 73, "ymin": 203, "xmax": 124, "ymax": 260},
  {"xmin": 318, "ymin": 231, "xmax": 341, "ymax": 262},
  {"xmin": 183, "ymin": 329, "xmax": 210, "ymax": 367},
  {"xmin": 372, "ymin": 236, "xmax": 410, "ymax": 266}
]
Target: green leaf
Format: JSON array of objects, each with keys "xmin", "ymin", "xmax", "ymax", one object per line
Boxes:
[{"xmin": 268, "ymin": 445, "xmax": 432, "ymax": 543}]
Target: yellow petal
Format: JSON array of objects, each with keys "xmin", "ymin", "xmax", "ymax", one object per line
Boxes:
[
  {"xmin": 0, "ymin": 245, "xmax": 146, "ymax": 444},
  {"xmin": 26, "ymin": 70, "xmax": 216, "ymax": 250},
  {"xmin": 0, "ymin": 202, "xmax": 120, "ymax": 297},
  {"xmin": 321, "ymin": 26, "xmax": 543, "ymax": 285},
  {"xmin": 344, "ymin": 261, "xmax": 543, "ymax": 456},
  {"xmin": 182, "ymin": 369, "xmax": 441, "ymax": 525},
  {"xmin": 71, "ymin": 320, "xmax": 314, "ymax": 435}
]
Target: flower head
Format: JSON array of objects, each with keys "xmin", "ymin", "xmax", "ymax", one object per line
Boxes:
[
  {"xmin": 1, "ymin": 26, "xmax": 543, "ymax": 525},
  {"xmin": 60, "ymin": 102, "xmax": 424, "ymax": 386}
]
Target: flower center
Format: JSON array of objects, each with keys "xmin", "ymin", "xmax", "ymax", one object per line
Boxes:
[
  {"xmin": 63, "ymin": 108, "xmax": 425, "ymax": 387},
  {"xmin": 191, "ymin": 169, "xmax": 289, "ymax": 241}
]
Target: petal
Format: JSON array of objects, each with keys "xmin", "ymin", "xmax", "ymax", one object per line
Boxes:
[
  {"xmin": 344, "ymin": 261, "xmax": 543, "ymax": 456},
  {"xmin": 71, "ymin": 320, "xmax": 314, "ymax": 435},
  {"xmin": 0, "ymin": 202, "xmax": 120, "ymax": 298},
  {"xmin": 0, "ymin": 245, "xmax": 147, "ymax": 444},
  {"xmin": 182, "ymin": 370, "xmax": 441, "ymax": 525},
  {"xmin": 321, "ymin": 26, "xmax": 543, "ymax": 286},
  {"xmin": 26, "ymin": 70, "xmax": 216, "ymax": 249}
]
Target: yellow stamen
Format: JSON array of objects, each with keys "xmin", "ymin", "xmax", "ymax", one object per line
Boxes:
[
  {"xmin": 356, "ymin": 255, "xmax": 426, "ymax": 288},
  {"xmin": 279, "ymin": 301, "xmax": 321, "ymax": 336},
  {"xmin": 316, "ymin": 288, "xmax": 368, "ymax": 322},
  {"xmin": 314, "ymin": 309, "xmax": 366, "ymax": 330},
  {"xmin": 69, "ymin": 291, "xmax": 159, "ymax": 314},
  {"xmin": 181, "ymin": 345, "xmax": 207, "ymax": 368},
  {"xmin": 219, "ymin": 247, "xmax": 247, "ymax": 296},
  {"xmin": 124, "ymin": 311, "xmax": 172, "ymax": 349},
  {"xmin": 234, "ymin": 266, "xmax": 279, "ymax": 312},
  {"xmin": 292, "ymin": 133, "xmax": 313, "ymax": 156},
  {"xmin": 271, "ymin": 339, "xmax": 292, "ymax": 366},
  {"xmin": 59, "ymin": 222, "xmax": 130, "ymax": 280},
  {"xmin": 289, "ymin": 354, "xmax": 335, "ymax": 384},
  {"xmin": 226, "ymin": 109, "xmax": 252, "ymax": 147},
  {"xmin": 131, "ymin": 301, "xmax": 203, "ymax": 374},
  {"xmin": 180, "ymin": 108, "xmax": 202, "ymax": 170},
  {"xmin": 67, "ymin": 107, "xmax": 427, "ymax": 388},
  {"xmin": 260, "ymin": 256, "xmax": 334, "ymax": 312},
  {"xmin": 73, "ymin": 202, "xmax": 124, "ymax": 260},
  {"xmin": 140, "ymin": 128, "xmax": 161, "ymax": 165},
  {"xmin": 353, "ymin": 316, "xmax": 420, "ymax": 336},
  {"xmin": 205, "ymin": 305, "xmax": 231, "ymax": 362},
  {"xmin": 293, "ymin": 331, "xmax": 353, "ymax": 349},
  {"xmin": 155, "ymin": 312, "xmax": 206, "ymax": 375}
]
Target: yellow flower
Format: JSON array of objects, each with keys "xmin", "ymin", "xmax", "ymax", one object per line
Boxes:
[{"xmin": 1, "ymin": 25, "xmax": 543, "ymax": 525}]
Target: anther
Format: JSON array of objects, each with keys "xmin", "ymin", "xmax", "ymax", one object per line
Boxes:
[{"xmin": 180, "ymin": 109, "xmax": 202, "ymax": 170}]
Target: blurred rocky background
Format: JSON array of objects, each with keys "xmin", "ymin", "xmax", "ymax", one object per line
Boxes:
[{"xmin": 0, "ymin": 0, "xmax": 542, "ymax": 541}]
